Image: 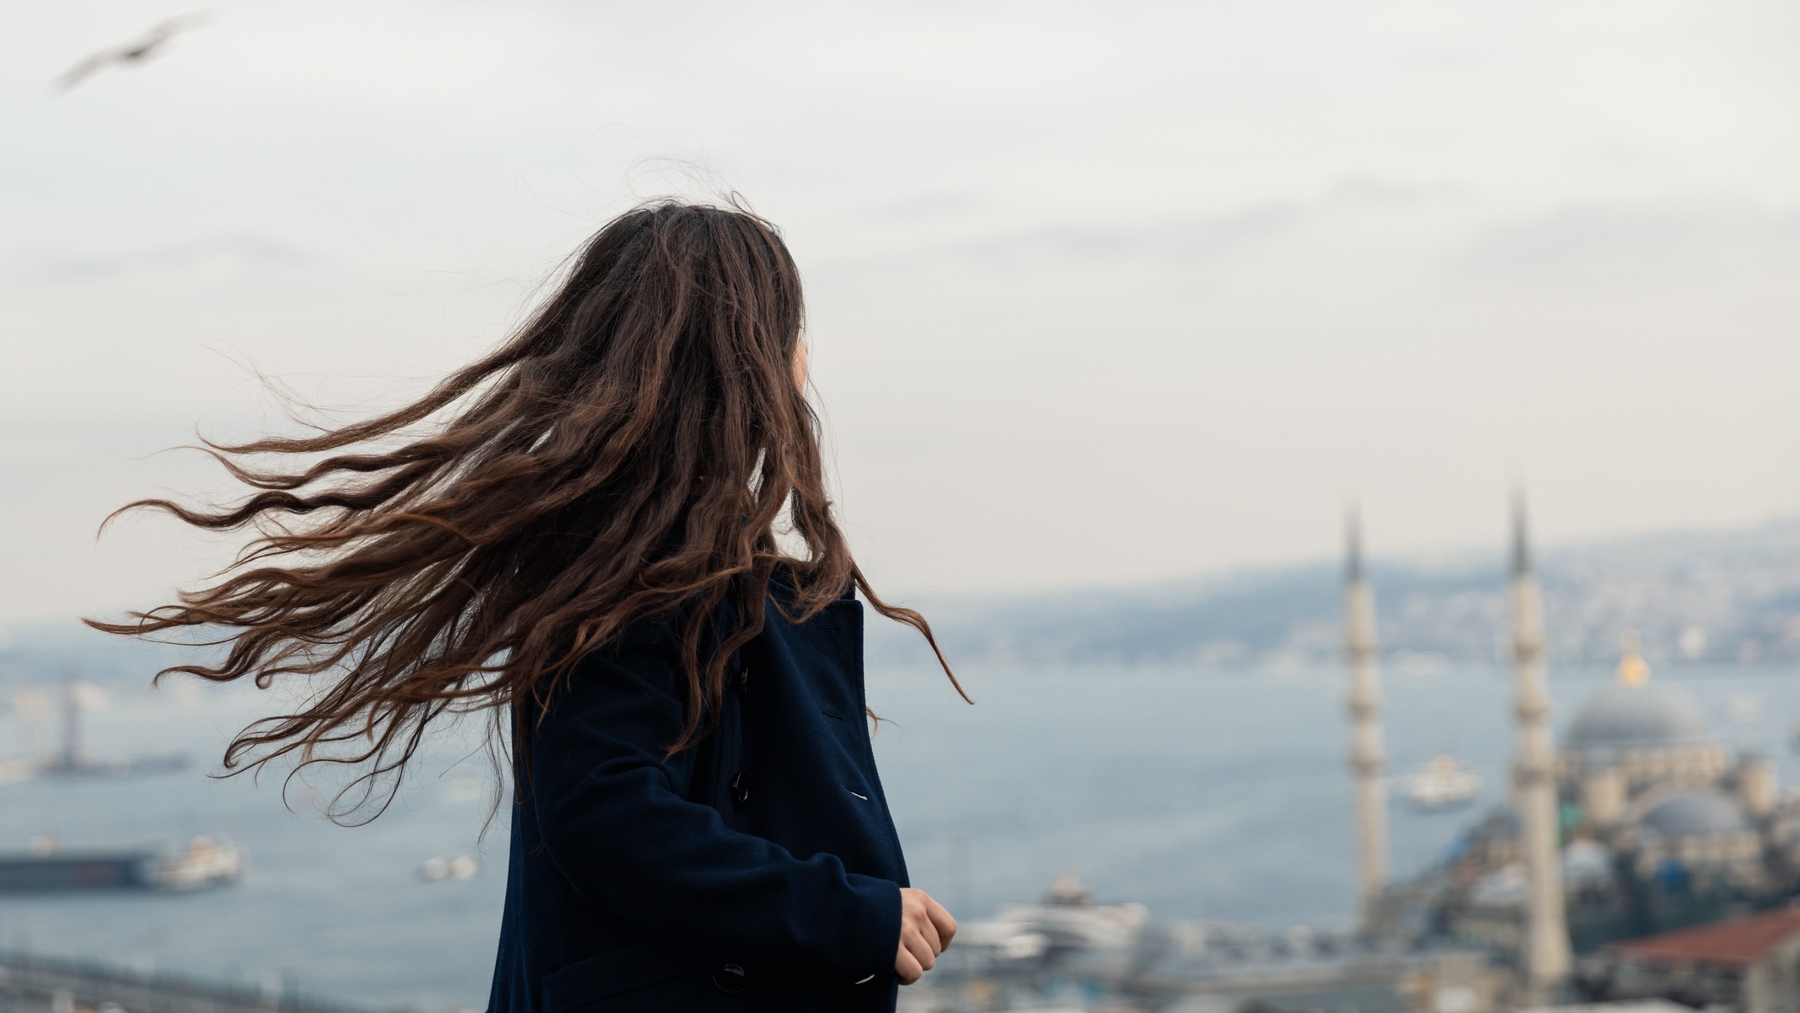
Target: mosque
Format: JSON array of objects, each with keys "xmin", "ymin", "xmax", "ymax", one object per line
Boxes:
[
  {"xmin": 1346, "ymin": 503, "xmax": 1800, "ymax": 1002},
  {"xmin": 1439, "ymin": 647, "xmax": 1795, "ymax": 954}
]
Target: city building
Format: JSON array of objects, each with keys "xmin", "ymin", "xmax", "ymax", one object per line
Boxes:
[{"xmin": 1578, "ymin": 904, "xmax": 1800, "ymax": 1010}]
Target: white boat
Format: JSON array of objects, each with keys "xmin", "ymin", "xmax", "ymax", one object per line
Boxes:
[
  {"xmin": 419, "ymin": 854, "xmax": 479, "ymax": 882},
  {"xmin": 1405, "ymin": 754, "xmax": 1480, "ymax": 810},
  {"xmin": 146, "ymin": 836, "xmax": 243, "ymax": 891}
]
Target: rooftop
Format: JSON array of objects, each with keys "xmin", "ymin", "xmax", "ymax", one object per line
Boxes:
[{"xmin": 1610, "ymin": 906, "xmax": 1800, "ymax": 968}]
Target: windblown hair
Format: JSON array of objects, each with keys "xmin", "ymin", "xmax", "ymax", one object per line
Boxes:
[{"xmin": 90, "ymin": 201, "xmax": 962, "ymax": 821}]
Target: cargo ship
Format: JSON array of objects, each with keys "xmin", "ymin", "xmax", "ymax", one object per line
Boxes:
[{"xmin": 0, "ymin": 836, "xmax": 242, "ymax": 893}]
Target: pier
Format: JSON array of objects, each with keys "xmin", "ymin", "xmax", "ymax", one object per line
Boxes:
[{"xmin": 0, "ymin": 952, "xmax": 372, "ymax": 1013}]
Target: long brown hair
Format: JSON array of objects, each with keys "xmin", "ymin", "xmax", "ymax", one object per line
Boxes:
[{"xmin": 90, "ymin": 201, "xmax": 964, "ymax": 821}]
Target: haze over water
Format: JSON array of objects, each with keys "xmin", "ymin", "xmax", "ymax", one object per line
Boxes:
[{"xmin": 1, "ymin": 662, "xmax": 1795, "ymax": 1011}]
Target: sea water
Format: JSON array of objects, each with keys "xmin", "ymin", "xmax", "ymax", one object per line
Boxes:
[{"xmin": 0, "ymin": 663, "xmax": 1796, "ymax": 1011}]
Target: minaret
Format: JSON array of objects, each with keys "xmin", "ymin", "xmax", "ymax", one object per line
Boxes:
[
  {"xmin": 1509, "ymin": 494, "xmax": 1571, "ymax": 999},
  {"xmin": 1344, "ymin": 507, "xmax": 1387, "ymax": 926}
]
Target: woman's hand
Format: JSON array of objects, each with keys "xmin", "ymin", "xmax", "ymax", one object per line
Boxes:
[{"xmin": 894, "ymin": 887, "xmax": 957, "ymax": 984}]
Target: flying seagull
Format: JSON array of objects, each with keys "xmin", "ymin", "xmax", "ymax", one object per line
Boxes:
[{"xmin": 55, "ymin": 13, "xmax": 211, "ymax": 93}]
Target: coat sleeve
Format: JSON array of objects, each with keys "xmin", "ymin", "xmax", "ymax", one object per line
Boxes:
[{"xmin": 526, "ymin": 627, "xmax": 902, "ymax": 975}]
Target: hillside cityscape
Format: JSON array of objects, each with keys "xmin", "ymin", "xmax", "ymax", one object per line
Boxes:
[
  {"xmin": 872, "ymin": 515, "xmax": 1800, "ymax": 672},
  {"xmin": 10, "ymin": 516, "xmax": 1800, "ymax": 689}
]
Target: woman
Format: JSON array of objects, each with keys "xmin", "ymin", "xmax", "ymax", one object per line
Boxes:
[{"xmin": 94, "ymin": 202, "xmax": 964, "ymax": 1011}]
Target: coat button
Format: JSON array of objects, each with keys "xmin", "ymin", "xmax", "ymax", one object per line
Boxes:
[
  {"xmin": 712, "ymin": 963, "xmax": 748, "ymax": 994},
  {"xmin": 730, "ymin": 771, "xmax": 750, "ymax": 808},
  {"xmin": 737, "ymin": 663, "xmax": 749, "ymax": 694}
]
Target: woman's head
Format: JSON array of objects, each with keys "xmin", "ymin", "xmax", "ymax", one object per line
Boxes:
[{"xmin": 93, "ymin": 201, "xmax": 957, "ymax": 819}]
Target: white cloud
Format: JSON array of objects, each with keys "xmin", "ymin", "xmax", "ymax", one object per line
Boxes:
[{"xmin": 1453, "ymin": 201, "xmax": 1800, "ymax": 291}]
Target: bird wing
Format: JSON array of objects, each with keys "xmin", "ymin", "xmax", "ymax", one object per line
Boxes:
[
  {"xmin": 123, "ymin": 14, "xmax": 210, "ymax": 59},
  {"xmin": 147, "ymin": 12, "xmax": 214, "ymax": 44},
  {"xmin": 53, "ymin": 11, "xmax": 213, "ymax": 91},
  {"xmin": 55, "ymin": 49, "xmax": 121, "ymax": 91}
]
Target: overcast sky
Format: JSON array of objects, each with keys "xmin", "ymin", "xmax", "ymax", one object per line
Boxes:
[{"xmin": 4, "ymin": 1, "xmax": 1800, "ymax": 626}]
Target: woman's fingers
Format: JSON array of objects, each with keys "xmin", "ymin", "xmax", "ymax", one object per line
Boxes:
[
  {"xmin": 925, "ymin": 894, "xmax": 958, "ymax": 948},
  {"xmin": 915, "ymin": 914, "xmax": 943, "ymax": 956},
  {"xmin": 895, "ymin": 943, "xmax": 924, "ymax": 984},
  {"xmin": 895, "ymin": 886, "xmax": 955, "ymax": 984},
  {"xmin": 905, "ymin": 925, "xmax": 937, "ymax": 970}
]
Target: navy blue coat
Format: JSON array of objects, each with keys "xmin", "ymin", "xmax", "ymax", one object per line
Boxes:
[{"xmin": 486, "ymin": 586, "xmax": 909, "ymax": 1013}]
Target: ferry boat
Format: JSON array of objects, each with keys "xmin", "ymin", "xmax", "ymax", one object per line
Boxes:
[
  {"xmin": 148, "ymin": 835, "xmax": 244, "ymax": 891},
  {"xmin": 419, "ymin": 854, "xmax": 479, "ymax": 882},
  {"xmin": 1405, "ymin": 754, "xmax": 1480, "ymax": 810}
]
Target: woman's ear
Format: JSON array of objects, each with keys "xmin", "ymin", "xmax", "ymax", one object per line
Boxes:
[{"xmin": 793, "ymin": 339, "xmax": 810, "ymax": 392}]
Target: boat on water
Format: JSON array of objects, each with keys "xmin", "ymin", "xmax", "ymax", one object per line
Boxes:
[
  {"xmin": 419, "ymin": 854, "xmax": 479, "ymax": 882},
  {"xmin": 0, "ymin": 835, "xmax": 242, "ymax": 893},
  {"xmin": 149, "ymin": 835, "xmax": 244, "ymax": 891},
  {"xmin": 1405, "ymin": 754, "xmax": 1480, "ymax": 810}
]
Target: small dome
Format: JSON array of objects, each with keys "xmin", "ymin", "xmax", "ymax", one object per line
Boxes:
[
  {"xmin": 1564, "ymin": 683, "xmax": 1712, "ymax": 754},
  {"xmin": 1640, "ymin": 790, "xmax": 1749, "ymax": 839},
  {"xmin": 1562, "ymin": 842, "xmax": 1620, "ymax": 888},
  {"xmin": 1563, "ymin": 839, "xmax": 1614, "ymax": 887}
]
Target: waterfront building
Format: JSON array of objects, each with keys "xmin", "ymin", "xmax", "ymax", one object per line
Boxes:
[{"xmin": 1419, "ymin": 616, "xmax": 1800, "ymax": 969}]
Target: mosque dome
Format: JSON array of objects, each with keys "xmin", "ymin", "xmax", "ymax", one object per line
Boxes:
[
  {"xmin": 1640, "ymin": 790, "xmax": 1750, "ymax": 839},
  {"xmin": 1564, "ymin": 683, "xmax": 1713, "ymax": 755}
]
